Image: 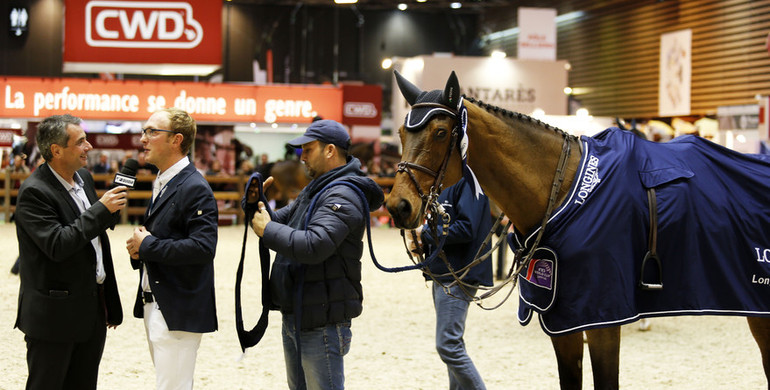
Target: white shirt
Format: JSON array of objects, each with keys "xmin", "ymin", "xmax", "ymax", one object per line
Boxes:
[{"xmin": 51, "ymin": 169, "xmax": 106, "ymax": 284}]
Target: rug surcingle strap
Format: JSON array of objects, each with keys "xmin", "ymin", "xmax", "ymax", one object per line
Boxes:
[{"xmin": 640, "ymin": 188, "xmax": 663, "ymax": 290}]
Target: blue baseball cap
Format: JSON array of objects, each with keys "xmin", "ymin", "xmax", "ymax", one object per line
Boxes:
[{"xmin": 288, "ymin": 119, "xmax": 351, "ymax": 150}]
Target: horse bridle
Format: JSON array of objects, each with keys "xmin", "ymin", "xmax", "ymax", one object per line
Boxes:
[
  {"xmin": 396, "ymin": 102, "xmax": 462, "ymax": 223},
  {"xmin": 396, "ymin": 100, "xmax": 577, "ymax": 309}
]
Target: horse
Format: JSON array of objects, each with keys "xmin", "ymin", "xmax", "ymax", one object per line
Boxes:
[
  {"xmin": 265, "ymin": 159, "xmax": 309, "ymax": 209},
  {"xmin": 349, "ymin": 141, "xmax": 376, "ymax": 173},
  {"xmin": 384, "ymin": 70, "xmax": 770, "ymax": 389}
]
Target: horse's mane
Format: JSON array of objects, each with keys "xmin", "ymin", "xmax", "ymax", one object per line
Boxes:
[{"xmin": 463, "ymin": 96, "xmax": 574, "ymax": 140}]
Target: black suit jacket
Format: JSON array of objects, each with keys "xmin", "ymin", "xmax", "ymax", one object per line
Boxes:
[
  {"xmin": 15, "ymin": 165, "xmax": 122, "ymax": 342},
  {"xmin": 131, "ymin": 162, "xmax": 218, "ymax": 333}
]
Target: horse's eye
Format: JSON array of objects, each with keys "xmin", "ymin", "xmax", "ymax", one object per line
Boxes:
[{"xmin": 435, "ymin": 128, "xmax": 447, "ymax": 139}]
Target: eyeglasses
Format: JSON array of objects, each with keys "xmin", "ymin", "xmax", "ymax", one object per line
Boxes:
[{"xmin": 141, "ymin": 127, "xmax": 180, "ymax": 137}]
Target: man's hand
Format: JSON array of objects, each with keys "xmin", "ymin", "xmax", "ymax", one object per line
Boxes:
[
  {"xmin": 263, "ymin": 176, "xmax": 274, "ymax": 191},
  {"xmin": 250, "ymin": 201, "xmax": 272, "ymax": 237},
  {"xmin": 406, "ymin": 225, "xmax": 424, "ymax": 256},
  {"xmin": 126, "ymin": 226, "xmax": 151, "ymax": 260},
  {"xmin": 99, "ymin": 186, "xmax": 128, "ymax": 213}
]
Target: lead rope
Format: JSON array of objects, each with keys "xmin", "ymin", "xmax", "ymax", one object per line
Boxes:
[{"xmin": 235, "ymin": 172, "xmax": 273, "ymax": 353}]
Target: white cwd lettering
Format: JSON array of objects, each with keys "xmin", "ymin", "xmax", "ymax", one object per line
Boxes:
[{"xmin": 118, "ymin": 10, "xmax": 158, "ymax": 40}]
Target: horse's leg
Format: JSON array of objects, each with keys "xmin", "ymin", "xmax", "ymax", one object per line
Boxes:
[
  {"xmin": 747, "ymin": 316, "xmax": 770, "ymax": 388},
  {"xmin": 551, "ymin": 331, "xmax": 584, "ymax": 390},
  {"xmin": 585, "ymin": 326, "xmax": 620, "ymax": 390}
]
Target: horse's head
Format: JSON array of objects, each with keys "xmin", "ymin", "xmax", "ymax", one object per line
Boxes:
[
  {"xmin": 386, "ymin": 71, "xmax": 465, "ymax": 229},
  {"xmin": 267, "ymin": 160, "xmax": 310, "ymax": 208}
]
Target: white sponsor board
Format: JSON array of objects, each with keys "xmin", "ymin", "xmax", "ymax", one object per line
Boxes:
[
  {"xmin": 518, "ymin": 7, "xmax": 557, "ymax": 61},
  {"xmin": 391, "ymin": 55, "xmax": 569, "ymax": 131}
]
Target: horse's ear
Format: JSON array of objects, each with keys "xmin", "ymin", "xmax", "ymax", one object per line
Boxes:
[
  {"xmin": 394, "ymin": 70, "xmax": 422, "ymax": 106},
  {"xmin": 443, "ymin": 71, "xmax": 461, "ymax": 109}
]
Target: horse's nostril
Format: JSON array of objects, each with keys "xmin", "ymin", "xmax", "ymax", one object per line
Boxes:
[{"xmin": 397, "ymin": 199, "xmax": 412, "ymax": 219}]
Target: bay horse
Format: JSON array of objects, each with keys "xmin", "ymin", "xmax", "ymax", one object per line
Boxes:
[
  {"xmin": 384, "ymin": 70, "xmax": 770, "ymax": 389},
  {"xmin": 265, "ymin": 160, "xmax": 310, "ymax": 208}
]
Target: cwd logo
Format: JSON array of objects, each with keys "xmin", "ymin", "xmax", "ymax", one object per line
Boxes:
[
  {"xmin": 344, "ymin": 102, "xmax": 377, "ymax": 118},
  {"xmin": 85, "ymin": 1, "xmax": 203, "ymax": 49},
  {"xmin": 95, "ymin": 134, "xmax": 120, "ymax": 147}
]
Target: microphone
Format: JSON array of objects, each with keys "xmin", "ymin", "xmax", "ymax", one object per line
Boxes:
[
  {"xmin": 109, "ymin": 158, "xmax": 139, "ymax": 228},
  {"xmin": 112, "ymin": 158, "xmax": 138, "ymax": 189}
]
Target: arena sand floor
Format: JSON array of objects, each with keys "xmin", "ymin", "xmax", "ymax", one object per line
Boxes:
[{"xmin": 0, "ymin": 223, "xmax": 765, "ymax": 389}]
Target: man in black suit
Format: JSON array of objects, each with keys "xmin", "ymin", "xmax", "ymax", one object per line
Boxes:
[
  {"xmin": 14, "ymin": 114, "xmax": 128, "ymax": 390},
  {"xmin": 125, "ymin": 108, "xmax": 218, "ymax": 389}
]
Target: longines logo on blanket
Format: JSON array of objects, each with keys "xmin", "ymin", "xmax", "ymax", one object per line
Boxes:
[
  {"xmin": 752, "ymin": 247, "xmax": 770, "ymax": 286},
  {"xmin": 574, "ymin": 155, "xmax": 600, "ymax": 205}
]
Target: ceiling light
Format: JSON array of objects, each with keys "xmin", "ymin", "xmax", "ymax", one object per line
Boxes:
[
  {"xmin": 450, "ymin": 2, "xmax": 462, "ymax": 9},
  {"xmin": 381, "ymin": 58, "xmax": 393, "ymax": 69},
  {"xmin": 335, "ymin": 0, "xmax": 358, "ymax": 3},
  {"xmin": 398, "ymin": 3, "xmax": 407, "ymax": 10}
]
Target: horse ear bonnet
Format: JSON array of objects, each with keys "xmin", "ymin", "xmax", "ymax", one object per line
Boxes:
[{"xmin": 395, "ymin": 70, "xmax": 462, "ymax": 131}]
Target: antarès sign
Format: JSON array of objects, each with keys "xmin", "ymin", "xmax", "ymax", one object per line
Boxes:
[
  {"xmin": 63, "ymin": 0, "xmax": 221, "ymax": 75},
  {"xmin": 391, "ymin": 55, "xmax": 568, "ymax": 131}
]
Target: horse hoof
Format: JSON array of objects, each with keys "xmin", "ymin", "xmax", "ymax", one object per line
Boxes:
[{"xmin": 638, "ymin": 318, "xmax": 652, "ymax": 331}]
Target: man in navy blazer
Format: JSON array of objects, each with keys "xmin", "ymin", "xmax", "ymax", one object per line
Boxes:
[
  {"xmin": 15, "ymin": 114, "xmax": 128, "ymax": 390},
  {"xmin": 125, "ymin": 108, "xmax": 218, "ymax": 390}
]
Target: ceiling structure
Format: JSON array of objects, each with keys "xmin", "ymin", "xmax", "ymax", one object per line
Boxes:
[
  {"xmin": 232, "ymin": 0, "xmax": 511, "ymax": 11},
  {"xmin": 229, "ymin": 0, "xmax": 638, "ymax": 12}
]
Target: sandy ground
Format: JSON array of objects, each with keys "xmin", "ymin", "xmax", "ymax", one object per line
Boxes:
[{"xmin": 0, "ymin": 221, "xmax": 767, "ymax": 389}]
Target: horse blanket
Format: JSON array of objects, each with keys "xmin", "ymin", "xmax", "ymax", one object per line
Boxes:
[{"xmin": 514, "ymin": 127, "xmax": 770, "ymax": 336}]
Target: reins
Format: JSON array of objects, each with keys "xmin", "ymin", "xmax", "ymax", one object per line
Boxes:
[
  {"xmin": 393, "ymin": 97, "xmax": 578, "ymax": 309},
  {"xmin": 425, "ymin": 133, "xmax": 574, "ymax": 310}
]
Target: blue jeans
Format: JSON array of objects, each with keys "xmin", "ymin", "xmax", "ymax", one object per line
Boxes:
[
  {"xmin": 281, "ymin": 314, "xmax": 352, "ymax": 390},
  {"xmin": 433, "ymin": 282, "xmax": 486, "ymax": 390}
]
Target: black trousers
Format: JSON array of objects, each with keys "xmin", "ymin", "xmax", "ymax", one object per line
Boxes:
[{"xmin": 25, "ymin": 288, "xmax": 107, "ymax": 390}]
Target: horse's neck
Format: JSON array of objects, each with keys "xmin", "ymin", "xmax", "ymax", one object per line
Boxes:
[{"xmin": 464, "ymin": 104, "xmax": 581, "ymax": 234}]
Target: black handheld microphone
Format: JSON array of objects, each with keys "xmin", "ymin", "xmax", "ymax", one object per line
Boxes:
[
  {"xmin": 112, "ymin": 158, "xmax": 139, "ymax": 189},
  {"xmin": 109, "ymin": 158, "xmax": 139, "ymax": 228}
]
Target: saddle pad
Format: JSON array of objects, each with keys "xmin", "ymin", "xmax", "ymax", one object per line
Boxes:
[{"xmin": 515, "ymin": 127, "xmax": 770, "ymax": 336}]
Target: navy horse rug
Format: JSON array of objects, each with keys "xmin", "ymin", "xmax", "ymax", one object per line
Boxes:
[{"xmin": 513, "ymin": 127, "xmax": 770, "ymax": 336}]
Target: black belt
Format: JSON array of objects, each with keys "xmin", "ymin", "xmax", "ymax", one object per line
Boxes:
[{"xmin": 142, "ymin": 291, "xmax": 154, "ymax": 304}]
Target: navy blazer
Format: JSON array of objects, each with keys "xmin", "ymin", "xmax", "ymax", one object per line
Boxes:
[
  {"xmin": 15, "ymin": 165, "xmax": 122, "ymax": 342},
  {"xmin": 131, "ymin": 162, "xmax": 218, "ymax": 333}
]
